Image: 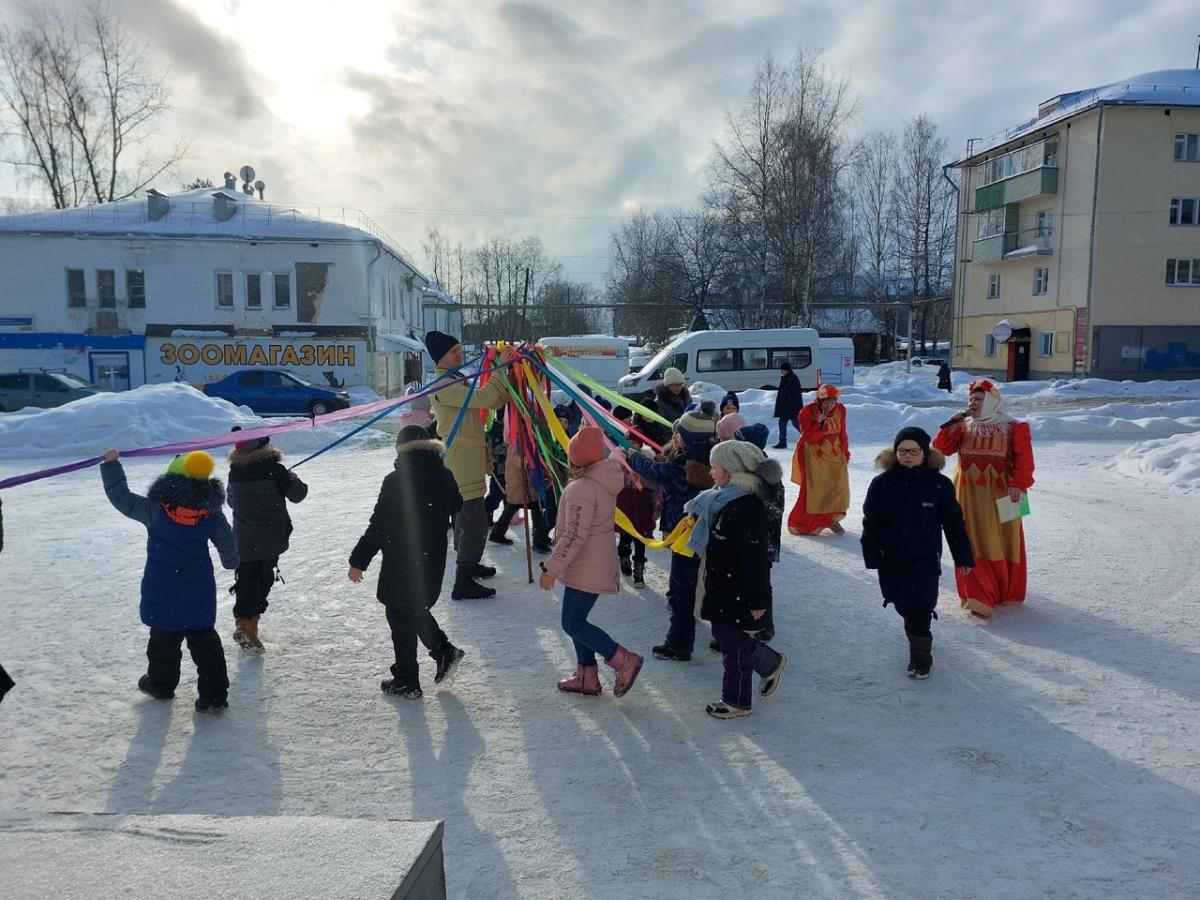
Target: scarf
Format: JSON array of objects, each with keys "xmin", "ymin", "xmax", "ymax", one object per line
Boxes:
[
  {"xmin": 683, "ymin": 483, "xmax": 748, "ymax": 556},
  {"xmin": 967, "ymin": 386, "xmax": 1014, "ymax": 437}
]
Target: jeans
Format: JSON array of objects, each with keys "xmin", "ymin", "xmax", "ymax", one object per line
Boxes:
[
  {"xmin": 777, "ymin": 417, "xmax": 792, "ymax": 445},
  {"xmin": 453, "ymin": 497, "xmax": 488, "ymax": 580},
  {"xmin": 561, "ymin": 587, "xmax": 618, "ymax": 666},
  {"xmin": 712, "ymin": 621, "xmax": 781, "ymax": 709},
  {"xmin": 386, "ymin": 604, "xmax": 450, "ymax": 685},
  {"xmin": 146, "ymin": 626, "xmax": 228, "ymax": 703},
  {"xmin": 665, "ymin": 551, "xmax": 702, "ymax": 652},
  {"xmin": 232, "ymin": 557, "xmax": 279, "ymax": 619}
]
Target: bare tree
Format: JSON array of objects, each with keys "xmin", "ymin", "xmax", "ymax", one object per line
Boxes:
[{"xmin": 0, "ymin": 1, "xmax": 185, "ymax": 208}]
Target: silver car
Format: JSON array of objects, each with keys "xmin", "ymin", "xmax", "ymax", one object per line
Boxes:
[{"xmin": 0, "ymin": 371, "xmax": 100, "ymax": 411}]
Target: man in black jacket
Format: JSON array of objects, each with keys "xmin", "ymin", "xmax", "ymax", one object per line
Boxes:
[
  {"xmin": 772, "ymin": 362, "xmax": 803, "ymax": 449},
  {"xmin": 226, "ymin": 430, "xmax": 308, "ymax": 651},
  {"xmin": 348, "ymin": 425, "xmax": 466, "ymax": 698},
  {"xmin": 861, "ymin": 426, "xmax": 974, "ymax": 679}
]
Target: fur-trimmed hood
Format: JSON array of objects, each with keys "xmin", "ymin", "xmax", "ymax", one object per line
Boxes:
[
  {"xmin": 227, "ymin": 444, "xmax": 283, "ymax": 467},
  {"xmin": 395, "ymin": 438, "xmax": 445, "ymax": 458},
  {"xmin": 875, "ymin": 447, "xmax": 945, "ymax": 472},
  {"xmin": 147, "ymin": 472, "xmax": 226, "ymax": 509},
  {"xmin": 728, "ymin": 457, "xmax": 783, "ymax": 500}
]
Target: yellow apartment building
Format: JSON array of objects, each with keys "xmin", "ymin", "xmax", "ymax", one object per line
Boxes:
[{"xmin": 948, "ymin": 68, "xmax": 1200, "ymax": 381}]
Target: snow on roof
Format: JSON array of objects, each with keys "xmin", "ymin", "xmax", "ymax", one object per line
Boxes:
[
  {"xmin": 964, "ymin": 69, "xmax": 1200, "ymax": 161},
  {"xmin": 0, "ymin": 186, "xmax": 425, "ymax": 278}
]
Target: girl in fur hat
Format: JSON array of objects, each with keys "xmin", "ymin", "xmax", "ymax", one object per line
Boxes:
[
  {"xmin": 101, "ymin": 449, "xmax": 239, "ymax": 712},
  {"xmin": 788, "ymin": 384, "xmax": 851, "ymax": 536},
  {"xmin": 933, "ymin": 379, "xmax": 1035, "ymax": 618},
  {"xmin": 685, "ymin": 440, "xmax": 786, "ymax": 719},
  {"xmin": 861, "ymin": 427, "xmax": 974, "ymax": 679}
]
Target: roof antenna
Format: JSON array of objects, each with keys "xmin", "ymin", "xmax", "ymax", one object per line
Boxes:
[{"xmin": 1195, "ymin": 33, "xmax": 1199, "ymax": 69}]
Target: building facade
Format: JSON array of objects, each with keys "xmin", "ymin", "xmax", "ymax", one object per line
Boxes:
[
  {"xmin": 949, "ymin": 69, "xmax": 1200, "ymax": 381},
  {"xmin": 0, "ymin": 182, "xmax": 431, "ymax": 395}
]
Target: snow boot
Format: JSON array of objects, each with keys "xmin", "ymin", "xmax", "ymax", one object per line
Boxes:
[
  {"xmin": 760, "ymin": 651, "xmax": 787, "ymax": 697},
  {"xmin": 705, "ymin": 700, "xmax": 752, "ymax": 719},
  {"xmin": 619, "ymin": 554, "xmax": 633, "ymax": 577},
  {"xmin": 434, "ymin": 645, "xmax": 465, "ymax": 685},
  {"xmin": 452, "ymin": 579, "xmax": 496, "ymax": 600},
  {"xmin": 652, "ymin": 643, "xmax": 691, "ymax": 662},
  {"xmin": 772, "ymin": 442, "xmax": 787, "ymax": 450},
  {"xmin": 557, "ymin": 664, "xmax": 602, "ymax": 696},
  {"xmin": 532, "ymin": 539, "xmax": 552, "ymax": 554},
  {"xmin": 488, "ymin": 524, "xmax": 514, "ymax": 546},
  {"xmin": 709, "ymin": 638, "xmax": 721, "ymax": 653},
  {"xmin": 606, "ymin": 646, "xmax": 644, "ymax": 698},
  {"xmin": 233, "ymin": 617, "xmax": 255, "ymax": 651},
  {"xmin": 381, "ymin": 679, "xmax": 423, "ymax": 698},
  {"xmin": 632, "ymin": 559, "xmax": 645, "ymax": 586},
  {"xmin": 472, "ymin": 562, "xmax": 497, "ymax": 579},
  {"xmin": 908, "ymin": 634, "xmax": 933, "ymax": 680},
  {"xmin": 194, "ymin": 697, "xmax": 228, "ymax": 714},
  {"xmin": 137, "ymin": 674, "xmax": 174, "ymax": 700}
]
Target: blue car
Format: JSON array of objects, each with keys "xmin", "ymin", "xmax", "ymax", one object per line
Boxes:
[{"xmin": 203, "ymin": 369, "xmax": 351, "ymax": 416}]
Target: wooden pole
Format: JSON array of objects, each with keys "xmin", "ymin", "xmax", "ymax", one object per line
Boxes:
[{"xmin": 523, "ymin": 462, "xmax": 535, "ymax": 584}]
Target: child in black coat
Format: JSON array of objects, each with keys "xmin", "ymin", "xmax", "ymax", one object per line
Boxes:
[
  {"xmin": 861, "ymin": 426, "xmax": 975, "ymax": 679},
  {"xmin": 348, "ymin": 425, "xmax": 466, "ymax": 698}
]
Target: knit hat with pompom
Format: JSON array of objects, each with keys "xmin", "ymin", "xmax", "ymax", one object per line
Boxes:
[{"xmin": 167, "ymin": 451, "xmax": 215, "ymax": 480}]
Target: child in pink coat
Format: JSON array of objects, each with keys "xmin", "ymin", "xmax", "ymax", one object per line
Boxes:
[{"xmin": 538, "ymin": 426, "xmax": 645, "ymax": 697}]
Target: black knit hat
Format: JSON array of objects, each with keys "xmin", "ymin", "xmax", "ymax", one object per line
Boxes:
[
  {"xmin": 424, "ymin": 330, "xmax": 460, "ymax": 364},
  {"xmin": 396, "ymin": 424, "xmax": 430, "ymax": 446},
  {"xmin": 893, "ymin": 426, "xmax": 932, "ymax": 453}
]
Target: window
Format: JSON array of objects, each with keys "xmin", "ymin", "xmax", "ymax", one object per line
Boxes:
[
  {"xmin": 741, "ymin": 348, "xmax": 769, "ymax": 369},
  {"xmin": 1033, "ymin": 267, "xmax": 1049, "ymax": 295},
  {"xmin": 1035, "ymin": 209, "xmax": 1054, "ymax": 237},
  {"xmin": 987, "ymin": 273, "xmax": 1001, "ymax": 298},
  {"xmin": 1165, "ymin": 258, "xmax": 1200, "ymax": 285},
  {"xmin": 697, "ymin": 348, "xmax": 734, "ymax": 372},
  {"xmin": 126, "ymin": 269, "xmax": 145, "ymax": 308},
  {"xmin": 246, "ymin": 273, "xmax": 262, "ymax": 309},
  {"xmin": 273, "ymin": 272, "xmax": 291, "ymax": 308},
  {"xmin": 66, "ymin": 269, "xmax": 86, "ymax": 307},
  {"xmin": 1174, "ymin": 133, "xmax": 1200, "ymax": 161},
  {"xmin": 97, "ymin": 270, "xmax": 116, "ymax": 308},
  {"xmin": 1169, "ymin": 197, "xmax": 1199, "ymax": 225},
  {"xmin": 216, "ymin": 271, "xmax": 233, "ymax": 308},
  {"xmin": 976, "ymin": 207, "xmax": 1006, "ymax": 240},
  {"xmin": 33, "ymin": 374, "xmax": 68, "ymax": 393},
  {"xmin": 984, "ymin": 333, "xmax": 997, "ymax": 357},
  {"xmin": 239, "ymin": 371, "xmax": 264, "ymax": 388},
  {"xmin": 770, "ymin": 347, "xmax": 813, "ymax": 369},
  {"xmin": 1037, "ymin": 331, "xmax": 1054, "ymax": 357},
  {"xmin": 0, "ymin": 374, "xmax": 28, "ymax": 389}
]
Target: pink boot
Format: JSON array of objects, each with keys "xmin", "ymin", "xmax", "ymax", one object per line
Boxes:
[
  {"xmin": 606, "ymin": 646, "xmax": 644, "ymax": 698},
  {"xmin": 557, "ymin": 664, "xmax": 602, "ymax": 696}
]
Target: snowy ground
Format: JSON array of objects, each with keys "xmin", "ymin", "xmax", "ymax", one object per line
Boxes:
[{"xmin": 3, "ymin": 373, "xmax": 1200, "ymax": 898}]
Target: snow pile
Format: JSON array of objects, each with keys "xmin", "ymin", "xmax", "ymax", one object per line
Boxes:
[
  {"xmin": 0, "ymin": 382, "xmax": 386, "ymax": 460},
  {"xmin": 1112, "ymin": 432, "xmax": 1200, "ymax": 492}
]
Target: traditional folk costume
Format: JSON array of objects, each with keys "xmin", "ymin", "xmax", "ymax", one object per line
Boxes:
[
  {"xmin": 932, "ymin": 379, "xmax": 1035, "ymax": 618},
  {"xmin": 787, "ymin": 384, "xmax": 850, "ymax": 535}
]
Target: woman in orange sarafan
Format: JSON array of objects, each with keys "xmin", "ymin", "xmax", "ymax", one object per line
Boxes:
[
  {"xmin": 787, "ymin": 384, "xmax": 850, "ymax": 536},
  {"xmin": 932, "ymin": 379, "xmax": 1035, "ymax": 618}
]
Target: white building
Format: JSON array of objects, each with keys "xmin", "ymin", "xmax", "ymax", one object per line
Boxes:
[{"xmin": 0, "ymin": 179, "xmax": 431, "ymax": 394}]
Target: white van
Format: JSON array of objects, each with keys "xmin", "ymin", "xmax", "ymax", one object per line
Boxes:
[
  {"xmin": 537, "ymin": 336, "xmax": 630, "ymax": 389},
  {"xmin": 818, "ymin": 337, "xmax": 855, "ymax": 386},
  {"xmin": 617, "ymin": 328, "xmax": 821, "ymax": 396}
]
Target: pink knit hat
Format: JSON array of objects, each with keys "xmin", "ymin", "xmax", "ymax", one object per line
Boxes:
[{"xmin": 567, "ymin": 425, "xmax": 606, "ymax": 467}]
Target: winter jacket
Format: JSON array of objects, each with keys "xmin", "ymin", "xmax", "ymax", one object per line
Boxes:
[
  {"xmin": 860, "ymin": 448, "xmax": 975, "ymax": 577},
  {"xmin": 937, "ymin": 362, "xmax": 952, "ymax": 391},
  {"xmin": 544, "ymin": 457, "xmax": 623, "ymax": 595},
  {"xmin": 101, "ymin": 460, "xmax": 238, "ymax": 631},
  {"xmin": 773, "ymin": 371, "xmax": 804, "ymax": 421},
  {"xmin": 616, "ymin": 475, "xmax": 657, "ymax": 537},
  {"xmin": 626, "ymin": 439, "xmax": 714, "ymax": 534},
  {"xmin": 699, "ymin": 493, "xmax": 772, "ymax": 628},
  {"xmin": 226, "ymin": 445, "xmax": 308, "ymax": 561},
  {"xmin": 349, "ymin": 439, "xmax": 464, "ymax": 608},
  {"xmin": 429, "ymin": 367, "xmax": 510, "ymax": 502},
  {"xmin": 731, "ymin": 458, "xmax": 785, "ymax": 563},
  {"xmin": 654, "ymin": 383, "xmax": 691, "ymax": 423}
]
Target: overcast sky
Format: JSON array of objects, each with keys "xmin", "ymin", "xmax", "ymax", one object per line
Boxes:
[{"xmin": 5, "ymin": 0, "xmax": 1199, "ymax": 287}]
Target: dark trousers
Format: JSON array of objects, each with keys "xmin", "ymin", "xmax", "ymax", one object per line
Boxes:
[
  {"xmin": 232, "ymin": 557, "xmax": 279, "ymax": 619},
  {"xmin": 386, "ymin": 604, "xmax": 449, "ymax": 686},
  {"xmin": 453, "ymin": 497, "xmax": 488, "ymax": 580},
  {"xmin": 617, "ymin": 531, "xmax": 647, "ymax": 563},
  {"xmin": 0, "ymin": 661, "xmax": 13, "ymax": 703},
  {"xmin": 146, "ymin": 627, "xmax": 228, "ymax": 703},
  {"xmin": 777, "ymin": 417, "xmax": 792, "ymax": 445},
  {"xmin": 485, "ymin": 476, "xmax": 506, "ymax": 519},
  {"xmin": 665, "ymin": 551, "xmax": 702, "ymax": 652},
  {"xmin": 496, "ymin": 501, "xmax": 550, "ymax": 545},
  {"xmin": 561, "ymin": 587, "xmax": 618, "ymax": 666},
  {"xmin": 712, "ymin": 621, "xmax": 782, "ymax": 710},
  {"xmin": 878, "ymin": 562, "xmax": 938, "ymax": 637}
]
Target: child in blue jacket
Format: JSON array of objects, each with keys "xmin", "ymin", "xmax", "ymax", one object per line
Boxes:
[{"xmin": 101, "ymin": 449, "xmax": 239, "ymax": 712}]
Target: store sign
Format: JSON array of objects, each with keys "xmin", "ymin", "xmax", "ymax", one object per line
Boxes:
[
  {"xmin": 146, "ymin": 337, "xmax": 367, "ymax": 386},
  {"xmin": 158, "ymin": 341, "xmax": 356, "ymax": 369}
]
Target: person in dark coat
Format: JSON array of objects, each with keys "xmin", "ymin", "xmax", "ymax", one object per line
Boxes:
[
  {"xmin": 625, "ymin": 404, "xmax": 716, "ymax": 660},
  {"xmin": 633, "ymin": 396, "xmax": 672, "ymax": 449},
  {"xmin": 653, "ymin": 367, "xmax": 691, "ymax": 423},
  {"xmin": 101, "ymin": 449, "xmax": 239, "ymax": 712},
  {"xmin": 484, "ymin": 411, "xmax": 508, "ymax": 526},
  {"xmin": 348, "ymin": 425, "xmax": 466, "ymax": 698},
  {"xmin": 687, "ymin": 440, "xmax": 786, "ymax": 719},
  {"xmin": 730, "ymin": 422, "xmax": 784, "ymax": 641},
  {"xmin": 0, "ymin": 498, "xmax": 12, "ymax": 705},
  {"xmin": 861, "ymin": 426, "xmax": 975, "ymax": 679},
  {"xmin": 772, "ymin": 362, "xmax": 804, "ymax": 449},
  {"xmin": 226, "ymin": 430, "xmax": 308, "ymax": 651},
  {"xmin": 719, "ymin": 391, "xmax": 740, "ymax": 417},
  {"xmin": 937, "ymin": 361, "xmax": 953, "ymax": 393}
]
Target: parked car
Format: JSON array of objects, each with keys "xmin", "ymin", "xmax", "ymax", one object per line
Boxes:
[
  {"xmin": 0, "ymin": 370, "xmax": 100, "ymax": 411},
  {"xmin": 202, "ymin": 369, "xmax": 351, "ymax": 416}
]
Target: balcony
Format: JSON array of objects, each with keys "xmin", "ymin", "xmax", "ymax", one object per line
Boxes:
[
  {"xmin": 974, "ymin": 167, "xmax": 1058, "ymax": 211},
  {"xmin": 972, "ymin": 227, "xmax": 1053, "ymax": 264}
]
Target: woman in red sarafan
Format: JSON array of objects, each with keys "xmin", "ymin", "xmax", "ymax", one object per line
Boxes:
[
  {"xmin": 933, "ymin": 379, "xmax": 1035, "ymax": 618},
  {"xmin": 787, "ymin": 384, "xmax": 850, "ymax": 536}
]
